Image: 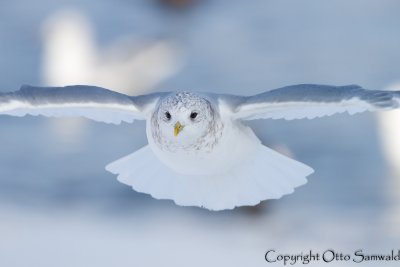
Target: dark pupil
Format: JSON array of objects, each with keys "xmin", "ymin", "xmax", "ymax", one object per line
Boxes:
[
  {"xmin": 165, "ymin": 112, "xmax": 171, "ymax": 120},
  {"xmin": 190, "ymin": 112, "xmax": 198, "ymax": 119}
]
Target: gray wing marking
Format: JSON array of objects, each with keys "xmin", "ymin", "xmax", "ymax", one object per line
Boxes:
[
  {"xmin": 219, "ymin": 84, "xmax": 400, "ymax": 120},
  {"xmin": 0, "ymin": 85, "xmax": 167, "ymax": 124}
]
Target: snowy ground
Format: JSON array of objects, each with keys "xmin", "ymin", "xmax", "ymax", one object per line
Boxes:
[{"xmin": 0, "ymin": 1, "xmax": 400, "ymax": 266}]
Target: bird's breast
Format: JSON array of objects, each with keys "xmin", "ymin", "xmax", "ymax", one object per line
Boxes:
[{"xmin": 146, "ymin": 119, "xmax": 260, "ymax": 176}]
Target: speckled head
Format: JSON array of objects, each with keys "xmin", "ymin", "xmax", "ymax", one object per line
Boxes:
[{"xmin": 151, "ymin": 91, "xmax": 223, "ymax": 152}]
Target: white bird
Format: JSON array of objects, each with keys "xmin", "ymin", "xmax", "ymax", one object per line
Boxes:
[
  {"xmin": 41, "ymin": 9, "xmax": 182, "ymax": 95},
  {"xmin": 377, "ymin": 83, "xmax": 400, "ymax": 175},
  {"xmin": 0, "ymin": 84, "xmax": 399, "ymax": 210}
]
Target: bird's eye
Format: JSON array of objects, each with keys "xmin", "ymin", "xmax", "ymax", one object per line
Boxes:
[
  {"xmin": 190, "ymin": 112, "xmax": 198, "ymax": 119},
  {"xmin": 165, "ymin": 111, "xmax": 171, "ymax": 120}
]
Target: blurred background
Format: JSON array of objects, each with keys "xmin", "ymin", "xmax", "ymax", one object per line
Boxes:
[{"xmin": 0, "ymin": 0, "xmax": 400, "ymax": 266}]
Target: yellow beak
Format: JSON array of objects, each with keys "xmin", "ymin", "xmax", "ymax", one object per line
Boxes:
[{"xmin": 174, "ymin": 121, "xmax": 184, "ymax": 137}]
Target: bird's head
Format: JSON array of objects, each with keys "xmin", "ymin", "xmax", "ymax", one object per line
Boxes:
[{"xmin": 151, "ymin": 91, "xmax": 221, "ymax": 151}]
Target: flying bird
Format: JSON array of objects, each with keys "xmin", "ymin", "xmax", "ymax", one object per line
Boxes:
[
  {"xmin": 0, "ymin": 84, "xmax": 399, "ymax": 210},
  {"xmin": 41, "ymin": 9, "xmax": 182, "ymax": 95}
]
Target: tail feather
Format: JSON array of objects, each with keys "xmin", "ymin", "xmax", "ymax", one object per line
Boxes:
[{"xmin": 106, "ymin": 145, "xmax": 314, "ymax": 211}]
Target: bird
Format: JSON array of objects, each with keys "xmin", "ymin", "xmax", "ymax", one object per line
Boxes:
[
  {"xmin": 41, "ymin": 9, "xmax": 182, "ymax": 95},
  {"xmin": 0, "ymin": 84, "xmax": 399, "ymax": 210},
  {"xmin": 377, "ymin": 83, "xmax": 400, "ymax": 175}
]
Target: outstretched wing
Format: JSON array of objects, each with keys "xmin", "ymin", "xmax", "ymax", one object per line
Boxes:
[
  {"xmin": 0, "ymin": 85, "xmax": 166, "ymax": 124},
  {"xmin": 219, "ymin": 84, "xmax": 400, "ymax": 120}
]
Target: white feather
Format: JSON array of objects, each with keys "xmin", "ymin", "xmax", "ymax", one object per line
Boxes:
[
  {"xmin": 106, "ymin": 144, "xmax": 313, "ymax": 211},
  {"xmin": 227, "ymin": 84, "xmax": 399, "ymax": 121},
  {"xmin": 0, "ymin": 101, "xmax": 139, "ymax": 124},
  {"xmin": 236, "ymin": 99, "xmax": 372, "ymax": 120}
]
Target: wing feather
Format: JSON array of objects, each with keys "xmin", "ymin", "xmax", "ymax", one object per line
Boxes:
[
  {"xmin": 0, "ymin": 85, "xmax": 166, "ymax": 124},
  {"xmin": 219, "ymin": 84, "xmax": 400, "ymax": 120}
]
